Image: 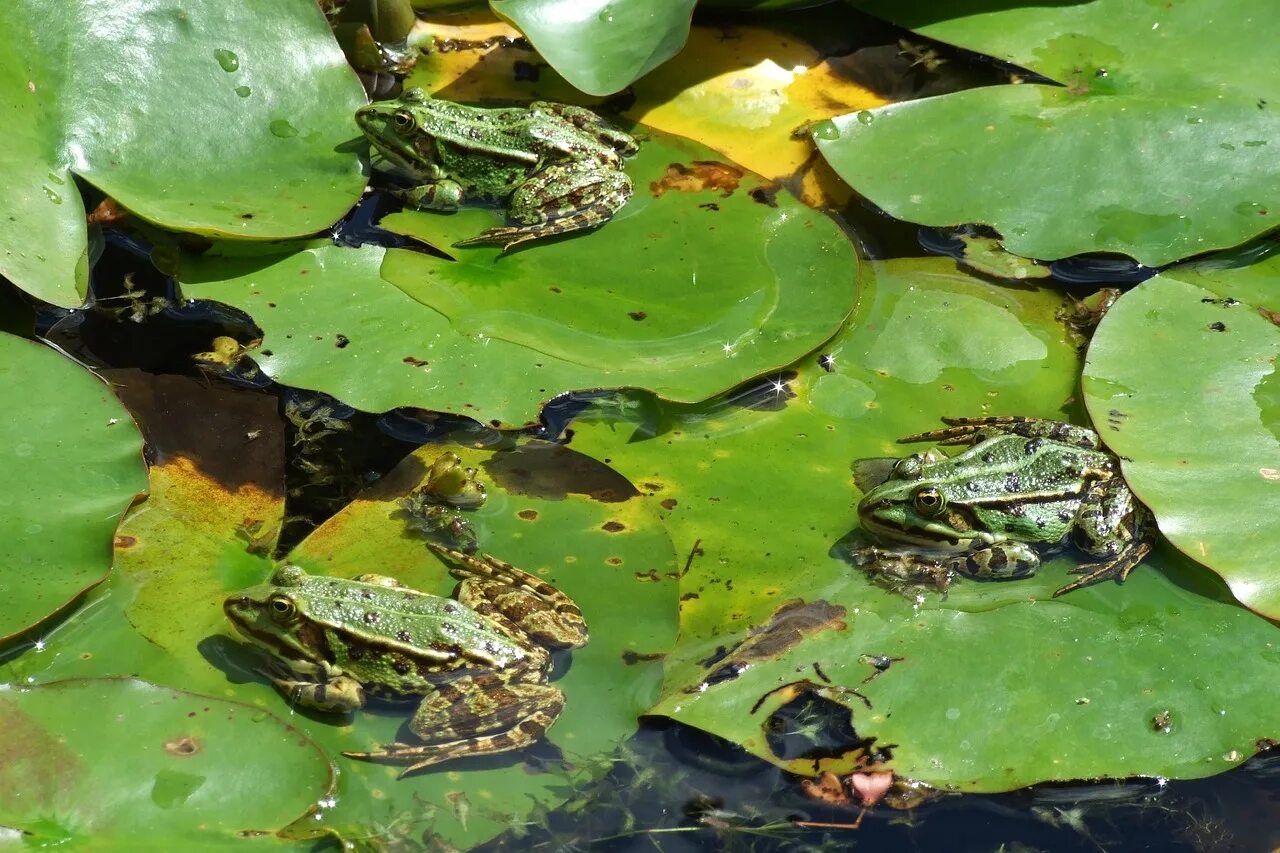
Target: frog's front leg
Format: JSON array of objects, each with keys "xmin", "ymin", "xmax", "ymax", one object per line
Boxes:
[
  {"xmin": 454, "ymin": 162, "xmax": 632, "ymax": 252},
  {"xmin": 854, "ymin": 542, "xmax": 1040, "ymax": 582},
  {"xmin": 266, "ymin": 666, "xmax": 366, "ymax": 714},
  {"xmin": 428, "ymin": 543, "xmax": 589, "ymax": 650},
  {"xmin": 343, "ymin": 675, "xmax": 566, "ymax": 777},
  {"xmin": 397, "ymin": 174, "xmax": 465, "ymax": 212},
  {"xmin": 903, "ymin": 416, "xmax": 1103, "ymax": 450},
  {"xmin": 1054, "ymin": 480, "xmax": 1154, "ymax": 597},
  {"xmin": 951, "ymin": 542, "xmax": 1041, "ymax": 580}
]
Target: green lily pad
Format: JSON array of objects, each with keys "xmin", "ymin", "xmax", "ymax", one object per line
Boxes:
[
  {"xmin": 490, "ymin": 0, "xmax": 697, "ymax": 96},
  {"xmin": 0, "ymin": 677, "xmax": 335, "ymax": 845},
  {"xmin": 1083, "ymin": 250, "xmax": 1280, "ymax": 619},
  {"xmin": 0, "ymin": 334, "xmax": 146, "ymax": 643},
  {"xmin": 0, "ymin": 0, "xmax": 367, "ymax": 307},
  {"xmin": 817, "ymin": 0, "xmax": 1280, "ymax": 266},
  {"xmin": 180, "ymin": 128, "xmax": 857, "ymax": 427},
  {"xmin": 567, "ymin": 258, "xmax": 1280, "ymax": 789}
]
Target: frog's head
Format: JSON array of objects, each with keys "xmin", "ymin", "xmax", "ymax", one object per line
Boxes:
[
  {"xmin": 855, "ymin": 455, "xmax": 987, "ymax": 550},
  {"xmin": 355, "ymin": 89, "xmax": 435, "ymax": 173},
  {"xmin": 224, "ymin": 565, "xmax": 328, "ymax": 668}
]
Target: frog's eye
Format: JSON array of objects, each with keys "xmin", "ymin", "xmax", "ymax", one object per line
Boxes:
[
  {"xmin": 911, "ymin": 486, "xmax": 946, "ymax": 516},
  {"xmin": 268, "ymin": 595, "xmax": 297, "ymax": 622},
  {"xmin": 392, "ymin": 110, "xmax": 416, "ymax": 133}
]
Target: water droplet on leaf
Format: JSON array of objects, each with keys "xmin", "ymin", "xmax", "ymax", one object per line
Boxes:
[
  {"xmin": 269, "ymin": 119, "xmax": 298, "ymax": 138},
  {"xmin": 214, "ymin": 49, "xmax": 239, "ymax": 72}
]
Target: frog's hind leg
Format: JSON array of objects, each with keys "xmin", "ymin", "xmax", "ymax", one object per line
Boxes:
[
  {"xmin": 453, "ymin": 165, "xmax": 632, "ymax": 252},
  {"xmin": 428, "ymin": 543, "xmax": 588, "ymax": 649},
  {"xmin": 343, "ymin": 677, "xmax": 566, "ymax": 777},
  {"xmin": 1053, "ymin": 480, "xmax": 1155, "ymax": 597},
  {"xmin": 902, "ymin": 416, "xmax": 1102, "ymax": 450}
]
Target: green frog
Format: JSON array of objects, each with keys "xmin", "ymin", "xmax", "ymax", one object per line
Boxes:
[
  {"xmin": 853, "ymin": 416, "xmax": 1154, "ymax": 597},
  {"xmin": 355, "ymin": 88, "xmax": 637, "ymax": 251},
  {"xmin": 224, "ymin": 544, "xmax": 588, "ymax": 776}
]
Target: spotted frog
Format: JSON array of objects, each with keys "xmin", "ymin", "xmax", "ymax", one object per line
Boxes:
[
  {"xmin": 224, "ymin": 544, "xmax": 587, "ymax": 776},
  {"xmin": 853, "ymin": 416, "xmax": 1154, "ymax": 597},
  {"xmin": 355, "ymin": 88, "xmax": 637, "ymax": 251}
]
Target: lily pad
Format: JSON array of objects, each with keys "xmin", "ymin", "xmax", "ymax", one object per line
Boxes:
[
  {"xmin": 567, "ymin": 258, "xmax": 1280, "ymax": 789},
  {"xmin": 1082, "ymin": 251, "xmax": 1280, "ymax": 619},
  {"xmin": 0, "ymin": 334, "xmax": 146, "ymax": 643},
  {"xmin": 0, "ymin": 0, "xmax": 367, "ymax": 307},
  {"xmin": 817, "ymin": 0, "xmax": 1280, "ymax": 266},
  {"xmin": 0, "ymin": 677, "xmax": 335, "ymax": 845},
  {"xmin": 180, "ymin": 127, "xmax": 858, "ymax": 427},
  {"xmin": 490, "ymin": 0, "xmax": 697, "ymax": 96}
]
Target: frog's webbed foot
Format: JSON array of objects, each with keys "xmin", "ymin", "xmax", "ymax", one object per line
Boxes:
[
  {"xmin": 396, "ymin": 177, "xmax": 464, "ymax": 212},
  {"xmin": 1054, "ymin": 481, "xmax": 1155, "ymax": 597},
  {"xmin": 1052, "ymin": 539, "xmax": 1153, "ymax": 597},
  {"xmin": 902, "ymin": 416, "xmax": 1102, "ymax": 450},
  {"xmin": 427, "ymin": 542, "xmax": 589, "ymax": 649},
  {"xmin": 343, "ymin": 679, "xmax": 565, "ymax": 777},
  {"xmin": 454, "ymin": 165, "xmax": 632, "ymax": 252}
]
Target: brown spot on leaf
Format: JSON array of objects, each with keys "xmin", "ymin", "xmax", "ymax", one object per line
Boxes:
[
  {"xmin": 621, "ymin": 649, "xmax": 667, "ymax": 665},
  {"xmin": 628, "ymin": 311, "xmax": 647, "ymax": 321},
  {"xmin": 114, "ymin": 535, "xmax": 137, "ymax": 549},
  {"xmin": 1257, "ymin": 306, "xmax": 1280, "ymax": 326},
  {"xmin": 517, "ymin": 509, "xmax": 539, "ymax": 520},
  {"xmin": 660, "ymin": 498, "xmax": 677, "ymax": 510},
  {"xmin": 607, "ymin": 557, "xmax": 623, "ymax": 566},
  {"xmin": 403, "ymin": 356, "xmax": 429, "ymax": 367},
  {"xmin": 686, "ymin": 599, "xmax": 848, "ymax": 693},
  {"xmin": 649, "ymin": 161, "xmax": 743, "ymax": 198},
  {"xmin": 164, "ymin": 736, "xmax": 201, "ymax": 756},
  {"xmin": 749, "ymin": 185, "xmax": 780, "ymax": 207},
  {"xmin": 601, "ymin": 520, "xmax": 625, "ymax": 533}
]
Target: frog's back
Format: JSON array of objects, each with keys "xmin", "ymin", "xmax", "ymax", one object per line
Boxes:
[{"xmin": 295, "ymin": 576, "xmax": 533, "ymax": 696}]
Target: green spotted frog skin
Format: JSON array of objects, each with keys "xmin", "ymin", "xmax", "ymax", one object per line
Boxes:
[
  {"xmin": 853, "ymin": 416, "xmax": 1154, "ymax": 597},
  {"xmin": 224, "ymin": 544, "xmax": 587, "ymax": 776},
  {"xmin": 355, "ymin": 88, "xmax": 637, "ymax": 251}
]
